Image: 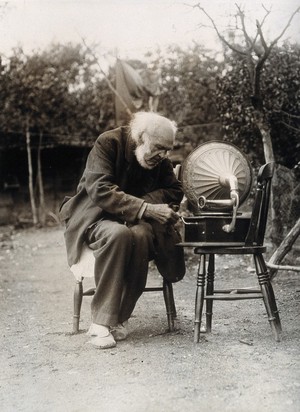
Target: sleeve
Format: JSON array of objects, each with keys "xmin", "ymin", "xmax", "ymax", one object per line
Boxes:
[{"xmin": 84, "ymin": 135, "xmax": 145, "ymax": 223}]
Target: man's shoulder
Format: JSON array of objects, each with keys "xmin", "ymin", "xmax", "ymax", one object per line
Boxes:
[
  {"xmin": 93, "ymin": 126, "xmax": 131, "ymax": 157},
  {"xmin": 97, "ymin": 126, "xmax": 128, "ymax": 143}
]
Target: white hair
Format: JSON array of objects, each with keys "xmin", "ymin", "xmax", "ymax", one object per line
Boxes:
[{"xmin": 130, "ymin": 111, "xmax": 177, "ymax": 144}]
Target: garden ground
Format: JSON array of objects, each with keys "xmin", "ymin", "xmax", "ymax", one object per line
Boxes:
[{"xmin": 1, "ymin": 225, "xmax": 300, "ymax": 412}]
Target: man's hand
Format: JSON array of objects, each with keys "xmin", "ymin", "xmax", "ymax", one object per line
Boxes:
[{"xmin": 143, "ymin": 203, "xmax": 180, "ymax": 225}]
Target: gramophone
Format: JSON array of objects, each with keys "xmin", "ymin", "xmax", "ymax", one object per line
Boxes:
[{"xmin": 180, "ymin": 141, "xmax": 254, "ymax": 244}]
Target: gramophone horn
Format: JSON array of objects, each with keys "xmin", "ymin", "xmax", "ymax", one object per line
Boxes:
[{"xmin": 181, "ymin": 141, "xmax": 253, "ymax": 232}]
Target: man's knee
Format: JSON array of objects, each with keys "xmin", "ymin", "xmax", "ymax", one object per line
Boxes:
[
  {"xmin": 103, "ymin": 224, "xmax": 133, "ymax": 249},
  {"xmin": 130, "ymin": 222, "xmax": 154, "ymax": 247},
  {"xmin": 91, "ymin": 221, "xmax": 133, "ymax": 249},
  {"xmin": 114, "ymin": 224, "xmax": 133, "ymax": 241}
]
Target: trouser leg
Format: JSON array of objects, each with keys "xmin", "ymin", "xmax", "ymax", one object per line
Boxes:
[
  {"xmin": 87, "ymin": 219, "xmax": 154, "ymax": 326},
  {"xmin": 119, "ymin": 222, "xmax": 154, "ymax": 323},
  {"xmin": 87, "ymin": 220, "xmax": 133, "ymax": 326}
]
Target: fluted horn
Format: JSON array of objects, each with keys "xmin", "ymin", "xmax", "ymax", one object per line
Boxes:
[{"xmin": 181, "ymin": 141, "xmax": 253, "ymax": 233}]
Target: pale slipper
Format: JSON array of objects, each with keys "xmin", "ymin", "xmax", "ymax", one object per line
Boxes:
[
  {"xmin": 86, "ymin": 323, "xmax": 109, "ymax": 337},
  {"xmin": 86, "ymin": 323, "xmax": 116, "ymax": 349},
  {"xmin": 110, "ymin": 320, "xmax": 129, "ymax": 341},
  {"xmin": 88, "ymin": 334, "xmax": 116, "ymax": 349}
]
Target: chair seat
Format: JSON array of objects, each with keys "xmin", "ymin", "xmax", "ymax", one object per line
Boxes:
[
  {"xmin": 70, "ymin": 243, "xmax": 95, "ymax": 280},
  {"xmin": 193, "ymin": 245, "xmax": 267, "ymax": 255},
  {"xmin": 179, "ymin": 242, "xmax": 266, "ymax": 255}
]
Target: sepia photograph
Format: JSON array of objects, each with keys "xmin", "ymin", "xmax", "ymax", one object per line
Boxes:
[{"xmin": 0, "ymin": 1, "xmax": 300, "ymax": 411}]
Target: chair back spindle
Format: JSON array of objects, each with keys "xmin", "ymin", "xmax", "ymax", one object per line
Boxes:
[{"xmin": 245, "ymin": 162, "xmax": 274, "ymax": 246}]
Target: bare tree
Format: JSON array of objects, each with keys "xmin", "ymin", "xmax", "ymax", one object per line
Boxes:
[
  {"xmin": 193, "ymin": 3, "xmax": 299, "ymax": 164},
  {"xmin": 26, "ymin": 118, "xmax": 38, "ymax": 225}
]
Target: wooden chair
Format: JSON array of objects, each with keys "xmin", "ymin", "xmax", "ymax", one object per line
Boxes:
[
  {"xmin": 72, "ymin": 265, "xmax": 177, "ymax": 334},
  {"xmin": 180, "ymin": 162, "xmax": 282, "ymax": 342},
  {"xmin": 71, "ymin": 164, "xmax": 182, "ymax": 334}
]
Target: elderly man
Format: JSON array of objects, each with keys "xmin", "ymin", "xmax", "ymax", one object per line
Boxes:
[{"xmin": 59, "ymin": 111, "xmax": 185, "ymax": 348}]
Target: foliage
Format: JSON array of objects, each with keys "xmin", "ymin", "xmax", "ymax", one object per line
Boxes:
[
  {"xmin": 0, "ymin": 41, "xmax": 299, "ymax": 168},
  {"xmin": 146, "ymin": 44, "xmax": 223, "ymax": 147},
  {"xmin": 215, "ymin": 43, "xmax": 300, "ymax": 168},
  {"xmin": 0, "ymin": 43, "xmax": 115, "ymax": 147}
]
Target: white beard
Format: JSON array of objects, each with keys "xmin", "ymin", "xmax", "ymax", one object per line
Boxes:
[{"xmin": 135, "ymin": 141, "xmax": 153, "ymax": 170}]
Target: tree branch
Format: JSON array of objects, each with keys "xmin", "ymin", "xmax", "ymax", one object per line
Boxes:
[
  {"xmin": 80, "ymin": 37, "xmax": 132, "ymax": 117},
  {"xmin": 269, "ymin": 217, "xmax": 300, "ymax": 279},
  {"xmin": 235, "ymin": 4, "xmax": 253, "ymax": 50},
  {"xmin": 193, "ymin": 3, "xmax": 248, "ymax": 56},
  {"xmin": 253, "ymin": 6, "xmax": 299, "ymax": 100},
  {"xmin": 280, "ymin": 121, "xmax": 300, "ymax": 133},
  {"xmin": 234, "ymin": 4, "xmax": 257, "ymax": 83},
  {"xmin": 277, "ymin": 110, "xmax": 300, "ymax": 120},
  {"xmin": 267, "ymin": 262, "xmax": 300, "ymax": 272},
  {"xmin": 270, "ymin": 6, "xmax": 300, "ymax": 47},
  {"xmin": 256, "ymin": 19, "xmax": 268, "ymax": 51}
]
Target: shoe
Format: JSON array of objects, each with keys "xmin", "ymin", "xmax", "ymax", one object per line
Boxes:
[
  {"xmin": 110, "ymin": 320, "xmax": 129, "ymax": 341},
  {"xmin": 86, "ymin": 323, "xmax": 116, "ymax": 349},
  {"xmin": 86, "ymin": 323, "xmax": 109, "ymax": 337},
  {"xmin": 88, "ymin": 334, "xmax": 116, "ymax": 349}
]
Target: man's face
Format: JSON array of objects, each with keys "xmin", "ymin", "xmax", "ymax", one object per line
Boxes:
[{"xmin": 135, "ymin": 131, "xmax": 174, "ymax": 169}]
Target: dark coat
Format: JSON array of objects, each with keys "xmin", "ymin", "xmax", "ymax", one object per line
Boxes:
[{"xmin": 59, "ymin": 127, "xmax": 185, "ymax": 281}]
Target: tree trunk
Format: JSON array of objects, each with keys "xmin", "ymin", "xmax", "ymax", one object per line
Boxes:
[
  {"xmin": 26, "ymin": 127, "xmax": 38, "ymax": 225},
  {"xmin": 268, "ymin": 217, "xmax": 300, "ymax": 279},
  {"xmin": 253, "ymin": 109, "xmax": 275, "ymax": 163},
  {"xmin": 37, "ymin": 131, "xmax": 46, "ymax": 225},
  {"xmin": 253, "ymin": 109, "xmax": 283, "ymax": 245}
]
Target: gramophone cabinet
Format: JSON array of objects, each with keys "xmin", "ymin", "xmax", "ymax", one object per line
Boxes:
[{"xmin": 182, "ymin": 213, "xmax": 251, "ymax": 244}]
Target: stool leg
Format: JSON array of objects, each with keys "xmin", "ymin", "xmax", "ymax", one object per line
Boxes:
[
  {"xmin": 206, "ymin": 254, "xmax": 215, "ymax": 333},
  {"xmin": 254, "ymin": 254, "xmax": 281, "ymax": 341},
  {"xmin": 163, "ymin": 279, "xmax": 175, "ymax": 332},
  {"xmin": 194, "ymin": 254, "xmax": 206, "ymax": 343},
  {"xmin": 73, "ymin": 279, "xmax": 83, "ymax": 333}
]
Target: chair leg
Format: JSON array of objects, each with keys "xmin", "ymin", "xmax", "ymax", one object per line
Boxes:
[
  {"xmin": 194, "ymin": 254, "xmax": 206, "ymax": 343},
  {"xmin": 267, "ymin": 283, "xmax": 282, "ymax": 332},
  {"xmin": 206, "ymin": 254, "xmax": 215, "ymax": 333},
  {"xmin": 257, "ymin": 254, "xmax": 282, "ymax": 332},
  {"xmin": 163, "ymin": 279, "xmax": 175, "ymax": 332},
  {"xmin": 170, "ymin": 287, "xmax": 177, "ymax": 319},
  {"xmin": 254, "ymin": 254, "xmax": 282, "ymax": 341},
  {"xmin": 73, "ymin": 279, "xmax": 83, "ymax": 333}
]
